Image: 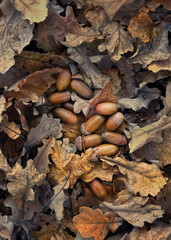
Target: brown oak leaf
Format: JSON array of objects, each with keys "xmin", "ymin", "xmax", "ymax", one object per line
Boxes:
[
  {"xmin": 73, "ymin": 207, "xmax": 109, "ymax": 240},
  {"xmin": 7, "ymin": 160, "xmax": 46, "ymax": 208},
  {"xmin": 38, "ymin": 7, "xmax": 99, "ymax": 48},
  {"xmin": 128, "ymin": 12, "xmax": 153, "ymax": 43},
  {"xmin": 148, "ymin": 0, "xmax": 171, "ymax": 11},
  {"xmin": 0, "ymin": 96, "xmax": 6, "ymax": 124},
  {"xmin": 98, "ymin": 22, "xmax": 134, "ymax": 61},
  {"xmin": 0, "ymin": 0, "xmax": 34, "ymax": 74},
  {"xmin": 89, "ymin": 0, "xmax": 133, "ymax": 20},
  {"xmin": 101, "ymin": 190, "xmax": 164, "ymax": 227},
  {"xmin": 101, "ymin": 157, "xmax": 167, "ymax": 197},
  {"xmin": 4, "ymin": 68, "xmax": 62, "ymax": 102},
  {"xmin": 0, "ymin": 150, "xmax": 11, "ymax": 173},
  {"xmin": 148, "ymin": 55, "xmax": 171, "ymax": 72}
]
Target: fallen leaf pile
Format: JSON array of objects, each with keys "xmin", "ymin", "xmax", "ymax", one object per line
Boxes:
[{"xmin": 0, "ymin": 0, "xmax": 170, "ymax": 239}]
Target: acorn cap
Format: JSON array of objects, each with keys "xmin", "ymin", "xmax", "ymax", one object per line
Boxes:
[{"xmin": 74, "ymin": 136, "xmax": 83, "ymax": 151}]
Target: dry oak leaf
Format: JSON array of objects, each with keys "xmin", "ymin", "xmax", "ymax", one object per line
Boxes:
[
  {"xmin": 148, "ymin": 0, "xmax": 171, "ymax": 10},
  {"xmin": 128, "ymin": 12, "xmax": 153, "ymax": 43},
  {"xmin": 27, "ymin": 114, "xmax": 62, "ymax": 148},
  {"xmin": 101, "ymin": 190, "xmax": 164, "ymax": 227},
  {"xmin": 0, "ymin": 215, "xmax": 14, "ymax": 240},
  {"xmin": 158, "ymin": 81, "xmax": 171, "ymax": 117},
  {"xmin": 101, "ymin": 157, "xmax": 167, "ymax": 197},
  {"xmin": 129, "ymin": 115, "xmax": 171, "ymax": 153},
  {"xmin": 34, "ymin": 137, "xmax": 56, "ymax": 173},
  {"xmin": 89, "ymin": 0, "xmax": 133, "ymax": 20},
  {"xmin": 0, "ymin": 114, "xmax": 21, "ymax": 139},
  {"xmin": 123, "ymin": 222, "xmax": 171, "ymax": 240},
  {"xmin": 0, "ymin": 0, "xmax": 34, "ymax": 74},
  {"xmin": 131, "ymin": 128, "xmax": 171, "ymax": 166},
  {"xmin": 50, "ymin": 181, "xmax": 69, "ymax": 223},
  {"xmin": 11, "ymin": 0, "xmax": 48, "ymax": 24},
  {"xmin": 15, "ymin": 50, "xmax": 69, "ymax": 73},
  {"xmin": 4, "ymin": 67, "xmax": 62, "ymax": 102},
  {"xmin": 148, "ymin": 55, "xmax": 171, "ymax": 73},
  {"xmin": 117, "ymin": 85, "xmax": 160, "ymax": 111},
  {"xmin": 68, "ymin": 46, "xmax": 110, "ymax": 89},
  {"xmin": 38, "ymin": 7, "xmax": 99, "ymax": 48},
  {"xmin": 73, "ymin": 207, "xmax": 109, "ymax": 240},
  {"xmin": 81, "ymin": 162, "xmax": 115, "ymax": 183},
  {"xmin": 6, "ymin": 160, "xmax": 46, "ymax": 207},
  {"xmin": 130, "ymin": 22, "xmax": 171, "ymax": 67},
  {"xmin": 98, "ymin": 22, "xmax": 134, "ymax": 61}
]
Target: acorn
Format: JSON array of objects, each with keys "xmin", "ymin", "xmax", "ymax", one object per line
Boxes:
[
  {"xmin": 70, "ymin": 80, "xmax": 93, "ymax": 99},
  {"xmin": 93, "ymin": 143, "xmax": 118, "ymax": 157},
  {"xmin": 81, "ymin": 115, "xmax": 105, "ymax": 135},
  {"xmin": 96, "ymin": 102, "xmax": 117, "ymax": 115},
  {"xmin": 63, "ymin": 102, "xmax": 74, "ymax": 112},
  {"xmin": 89, "ymin": 179, "xmax": 107, "ymax": 198},
  {"xmin": 102, "ymin": 131, "xmax": 127, "ymax": 145},
  {"xmin": 106, "ymin": 112, "xmax": 124, "ymax": 131},
  {"xmin": 56, "ymin": 69, "xmax": 71, "ymax": 91},
  {"xmin": 49, "ymin": 91, "xmax": 71, "ymax": 104},
  {"xmin": 54, "ymin": 108, "xmax": 77, "ymax": 124},
  {"xmin": 75, "ymin": 134, "xmax": 102, "ymax": 151}
]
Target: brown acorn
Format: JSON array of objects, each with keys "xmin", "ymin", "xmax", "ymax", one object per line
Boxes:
[
  {"xmin": 75, "ymin": 134, "xmax": 102, "ymax": 151},
  {"xmin": 81, "ymin": 115, "xmax": 105, "ymax": 135},
  {"xmin": 93, "ymin": 143, "xmax": 118, "ymax": 157},
  {"xmin": 89, "ymin": 179, "xmax": 107, "ymax": 198},
  {"xmin": 56, "ymin": 69, "xmax": 71, "ymax": 91},
  {"xmin": 106, "ymin": 112, "xmax": 124, "ymax": 131},
  {"xmin": 96, "ymin": 102, "xmax": 117, "ymax": 115},
  {"xmin": 54, "ymin": 108, "xmax": 77, "ymax": 124},
  {"xmin": 102, "ymin": 131, "xmax": 127, "ymax": 145},
  {"xmin": 70, "ymin": 80, "xmax": 93, "ymax": 99},
  {"xmin": 49, "ymin": 91, "xmax": 71, "ymax": 104}
]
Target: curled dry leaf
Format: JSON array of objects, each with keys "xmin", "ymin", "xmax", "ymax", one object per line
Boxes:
[
  {"xmin": 26, "ymin": 114, "xmax": 62, "ymax": 148},
  {"xmin": 123, "ymin": 221, "xmax": 171, "ymax": 240},
  {"xmin": 0, "ymin": 215, "xmax": 13, "ymax": 240},
  {"xmin": 11, "ymin": 0, "xmax": 48, "ymax": 24},
  {"xmin": 4, "ymin": 67, "xmax": 62, "ymax": 102},
  {"xmin": 98, "ymin": 22, "xmax": 134, "ymax": 61},
  {"xmin": 158, "ymin": 81, "xmax": 171, "ymax": 118},
  {"xmin": 7, "ymin": 160, "xmax": 46, "ymax": 207},
  {"xmin": 73, "ymin": 207, "xmax": 109, "ymax": 240},
  {"xmin": 50, "ymin": 180, "xmax": 69, "ymax": 223},
  {"xmin": 101, "ymin": 157, "xmax": 167, "ymax": 197},
  {"xmin": 81, "ymin": 162, "xmax": 115, "ymax": 183},
  {"xmin": 0, "ymin": 0, "xmax": 34, "ymax": 74},
  {"xmin": 38, "ymin": 7, "xmax": 99, "ymax": 48},
  {"xmin": 148, "ymin": 0, "xmax": 171, "ymax": 11},
  {"xmin": 128, "ymin": 12, "xmax": 153, "ymax": 43},
  {"xmin": 89, "ymin": 0, "xmax": 133, "ymax": 20},
  {"xmin": 34, "ymin": 137, "xmax": 56, "ymax": 173},
  {"xmin": 148, "ymin": 55, "xmax": 171, "ymax": 73},
  {"xmin": 0, "ymin": 150, "xmax": 11, "ymax": 173},
  {"xmin": 68, "ymin": 46, "xmax": 110, "ymax": 89},
  {"xmin": 101, "ymin": 190, "xmax": 164, "ymax": 227},
  {"xmin": 130, "ymin": 22, "xmax": 171, "ymax": 67},
  {"xmin": 117, "ymin": 85, "xmax": 160, "ymax": 111},
  {"xmin": 129, "ymin": 115, "xmax": 171, "ymax": 153}
]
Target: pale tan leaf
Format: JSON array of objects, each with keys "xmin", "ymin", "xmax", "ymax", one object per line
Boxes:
[
  {"xmin": 7, "ymin": 160, "xmax": 46, "ymax": 207},
  {"xmin": 0, "ymin": 114, "xmax": 21, "ymax": 139},
  {"xmin": 98, "ymin": 22, "xmax": 134, "ymax": 61},
  {"xmin": 0, "ymin": 215, "xmax": 14, "ymax": 240},
  {"xmin": 0, "ymin": 96, "xmax": 6, "ymax": 124},
  {"xmin": 11, "ymin": 0, "xmax": 48, "ymax": 24},
  {"xmin": 101, "ymin": 191, "xmax": 164, "ymax": 227},
  {"xmin": 0, "ymin": 150, "xmax": 11, "ymax": 173},
  {"xmin": 34, "ymin": 137, "xmax": 56, "ymax": 173},
  {"xmin": 0, "ymin": 0, "xmax": 33, "ymax": 74},
  {"xmin": 101, "ymin": 157, "xmax": 167, "ymax": 197},
  {"xmin": 50, "ymin": 181, "xmax": 69, "ymax": 223},
  {"xmin": 129, "ymin": 115, "xmax": 171, "ymax": 153}
]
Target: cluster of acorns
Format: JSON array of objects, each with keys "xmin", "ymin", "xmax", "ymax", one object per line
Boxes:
[{"xmin": 48, "ymin": 69, "xmax": 127, "ymax": 162}]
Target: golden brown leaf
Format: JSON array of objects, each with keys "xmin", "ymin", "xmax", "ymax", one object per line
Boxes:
[
  {"xmin": 73, "ymin": 207, "xmax": 109, "ymax": 240},
  {"xmin": 102, "ymin": 157, "xmax": 167, "ymax": 197},
  {"xmin": 0, "ymin": 114, "xmax": 21, "ymax": 139},
  {"xmin": 0, "ymin": 96, "xmax": 6, "ymax": 124},
  {"xmin": 128, "ymin": 12, "xmax": 153, "ymax": 43}
]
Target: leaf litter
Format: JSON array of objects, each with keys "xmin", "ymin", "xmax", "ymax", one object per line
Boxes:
[{"xmin": 0, "ymin": 0, "xmax": 170, "ymax": 239}]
